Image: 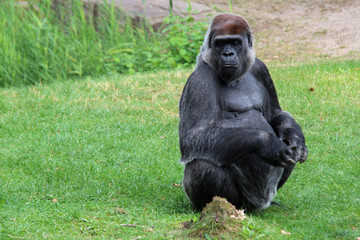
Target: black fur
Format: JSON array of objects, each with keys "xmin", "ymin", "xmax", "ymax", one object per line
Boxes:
[{"xmin": 179, "ymin": 15, "xmax": 308, "ymax": 211}]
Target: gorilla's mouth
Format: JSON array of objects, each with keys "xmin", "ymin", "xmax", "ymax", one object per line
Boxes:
[
  {"xmin": 221, "ymin": 64, "xmax": 239, "ymax": 75},
  {"xmin": 222, "ymin": 64, "xmax": 239, "ymax": 68}
]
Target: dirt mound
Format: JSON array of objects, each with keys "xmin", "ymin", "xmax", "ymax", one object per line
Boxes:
[{"xmin": 174, "ymin": 197, "xmax": 250, "ymax": 239}]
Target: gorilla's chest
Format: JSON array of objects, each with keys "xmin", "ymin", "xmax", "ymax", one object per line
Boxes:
[{"xmin": 220, "ymin": 76, "xmax": 264, "ymax": 113}]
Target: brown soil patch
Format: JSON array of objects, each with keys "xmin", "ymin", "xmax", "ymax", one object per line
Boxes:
[{"xmin": 195, "ymin": 0, "xmax": 360, "ymax": 63}]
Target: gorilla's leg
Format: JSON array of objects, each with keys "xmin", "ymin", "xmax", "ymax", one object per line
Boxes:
[
  {"xmin": 183, "ymin": 159, "xmax": 239, "ymax": 210},
  {"xmin": 277, "ymin": 165, "xmax": 295, "ymax": 190},
  {"xmin": 230, "ymin": 154, "xmax": 284, "ymax": 210},
  {"xmin": 183, "ymin": 156, "xmax": 284, "ymax": 211}
]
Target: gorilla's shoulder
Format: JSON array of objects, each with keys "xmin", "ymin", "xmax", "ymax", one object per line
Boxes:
[
  {"xmin": 250, "ymin": 58, "xmax": 271, "ymax": 78},
  {"xmin": 251, "ymin": 58, "xmax": 268, "ymax": 72},
  {"xmin": 191, "ymin": 61, "xmax": 217, "ymax": 79},
  {"xmin": 183, "ymin": 61, "xmax": 218, "ymax": 94}
]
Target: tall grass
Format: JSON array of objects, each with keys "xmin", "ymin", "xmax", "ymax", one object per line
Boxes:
[{"xmin": 0, "ymin": 0, "xmax": 207, "ymax": 87}]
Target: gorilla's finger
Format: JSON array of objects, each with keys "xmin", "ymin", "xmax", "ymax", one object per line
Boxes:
[{"xmin": 299, "ymin": 147, "xmax": 308, "ymax": 163}]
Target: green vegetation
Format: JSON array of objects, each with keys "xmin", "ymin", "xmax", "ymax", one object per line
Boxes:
[
  {"xmin": 1, "ymin": 60, "xmax": 359, "ymax": 239},
  {"xmin": 1, "ymin": 0, "xmax": 359, "ymax": 238},
  {"xmin": 0, "ymin": 0, "xmax": 207, "ymax": 87}
]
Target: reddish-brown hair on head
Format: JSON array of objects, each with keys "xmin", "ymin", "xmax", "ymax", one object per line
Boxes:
[{"xmin": 208, "ymin": 14, "xmax": 251, "ymax": 47}]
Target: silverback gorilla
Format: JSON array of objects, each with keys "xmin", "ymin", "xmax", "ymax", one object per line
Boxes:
[{"xmin": 179, "ymin": 14, "xmax": 308, "ymax": 211}]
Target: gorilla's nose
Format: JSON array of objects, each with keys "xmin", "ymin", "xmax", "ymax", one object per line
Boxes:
[{"xmin": 222, "ymin": 51, "xmax": 235, "ymax": 57}]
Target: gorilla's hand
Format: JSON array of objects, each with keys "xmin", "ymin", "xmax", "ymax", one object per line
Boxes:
[
  {"xmin": 259, "ymin": 133, "xmax": 296, "ymax": 168},
  {"xmin": 278, "ymin": 128, "xmax": 308, "ymax": 163}
]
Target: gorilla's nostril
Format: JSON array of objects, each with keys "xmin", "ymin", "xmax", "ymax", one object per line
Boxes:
[{"xmin": 223, "ymin": 52, "xmax": 235, "ymax": 57}]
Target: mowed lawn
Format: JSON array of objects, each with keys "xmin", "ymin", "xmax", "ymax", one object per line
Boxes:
[{"xmin": 0, "ymin": 60, "xmax": 359, "ymax": 239}]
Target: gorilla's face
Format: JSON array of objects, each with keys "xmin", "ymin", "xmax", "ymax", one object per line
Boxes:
[{"xmin": 210, "ymin": 33, "xmax": 254, "ymax": 82}]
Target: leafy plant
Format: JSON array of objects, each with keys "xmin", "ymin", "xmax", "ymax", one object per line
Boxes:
[{"xmin": 161, "ymin": 3, "xmax": 208, "ymax": 68}]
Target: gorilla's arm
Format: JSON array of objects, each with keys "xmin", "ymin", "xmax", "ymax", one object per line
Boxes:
[
  {"xmin": 179, "ymin": 62, "xmax": 294, "ymax": 167},
  {"xmin": 252, "ymin": 59, "xmax": 308, "ymax": 163},
  {"xmin": 270, "ymin": 112, "xmax": 308, "ymax": 163}
]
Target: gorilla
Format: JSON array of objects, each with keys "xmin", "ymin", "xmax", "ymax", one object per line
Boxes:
[{"xmin": 179, "ymin": 13, "xmax": 308, "ymax": 211}]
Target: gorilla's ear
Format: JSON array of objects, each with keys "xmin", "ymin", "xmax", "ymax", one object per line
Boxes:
[
  {"xmin": 208, "ymin": 31, "xmax": 214, "ymax": 49},
  {"xmin": 247, "ymin": 32, "xmax": 253, "ymax": 48}
]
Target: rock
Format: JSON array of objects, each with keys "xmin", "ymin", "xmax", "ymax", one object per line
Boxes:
[{"xmin": 85, "ymin": 0, "xmax": 213, "ymax": 30}]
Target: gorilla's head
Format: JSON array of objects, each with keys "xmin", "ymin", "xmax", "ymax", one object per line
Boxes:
[{"xmin": 198, "ymin": 14, "xmax": 255, "ymax": 83}]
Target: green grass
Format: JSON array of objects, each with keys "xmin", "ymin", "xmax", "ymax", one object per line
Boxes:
[{"xmin": 0, "ymin": 60, "xmax": 359, "ymax": 239}]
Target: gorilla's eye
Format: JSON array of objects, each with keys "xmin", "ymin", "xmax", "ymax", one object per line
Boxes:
[
  {"xmin": 233, "ymin": 40, "xmax": 242, "ymax": 47},
  {"xmin": 215, "ymin": 41, "xmax": 225, "ymax": 48}
]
